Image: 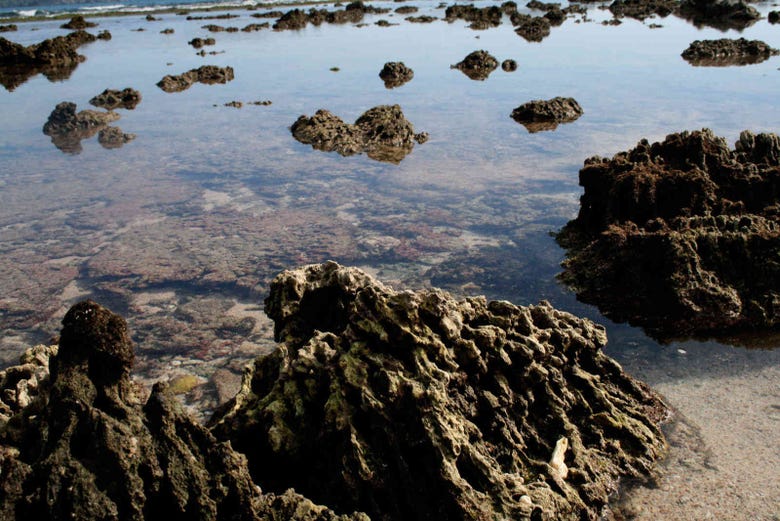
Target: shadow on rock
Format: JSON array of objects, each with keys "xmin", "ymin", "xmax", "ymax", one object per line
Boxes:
[
  {"xmin": 209, "ymin": 262, "xmax": 668, "ymax": 521},
  {"xmin": 290, "ymin": 104, "xmax": 427, "ymax": 164},
  {"xmin": 557, "ymin": 128, "xmax": 780, "ymax": 345}
]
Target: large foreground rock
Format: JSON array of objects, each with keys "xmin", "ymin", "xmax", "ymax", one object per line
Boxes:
[
  {"xmin": 157, "ymin": 65, "xmax": 234, "ymax": 93},
  {"xmin": 0, "ymin": 301, "xmax": 366, "ymax": 520},
  {"xmin": 681, "ymin": 38, "xmax": 779, "ymax": 67},
  {"xmin": 557, "ymin": 129, "xmax": 780, "ymax": 343},
  {"xmin": 290, "ymin": 105, "xmax": 427, "ymax": 164},
  {"xmin": 210, "ymin": 262, "xmax": 668, "ymax": 521},
  {"xmin": 511, "ymin": 97, "xmax": 583, "ymax": 133}
]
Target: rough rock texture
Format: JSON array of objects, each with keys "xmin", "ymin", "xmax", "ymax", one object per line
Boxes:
[
  {"xmin": 273, "ymin": 2, "xmax": 389, "ymax": 31},
  {"xmin": 42, "ymin": 101, "xmax": 121, "ymax": 154},
  {"xmin": 608, "ymin": 0, "xmax": 677, "ymax": 21},
  {"xmin": 513, "ymin": 15, "xmax": 552, "ymax": 42},
  {"xmin": 156, "ymin": 65, "xmax": 235, "ymax": 93},
  {"xmin": 290, "ymin": 105, "xmax": 425, "ymax": 164},
  {"xmin": 681, "ymin": 38, "xmax": 779, "ymax": 66},
  {"xmin": 677, "ymin": 0, "xmax": 760, "ymax": 30},
  {"xmin": 378, "ymin": 61, "xmax": 414, "ymax": 88},
  {"xmin": 98, "ymin": 126, "xmax": 136, "ymax": 149},
  {"xmin": 557, "ymin": 128, "xmax": 780, "ymax": 342},
  {"xmin": 511, "ymin": 97, "xmax": 584, "ymax": 133},
  {"xmin": 0, "ymin": 300, "xmax": 367, "ymax": 521},
  {"xmin": 89, "ymin": 87, "xmax": 142, "ymax": 110},
  {"xmin": 60, "ymin": 15, "xmax": 97, "ymax": 30},
  {"xmin": 0, "ymin": 344, "xmax": 57, "ymax": 424},
  {"xmin": 210, "ymin": 262, "xmax": 668, "ymax": 521},
  {"xmin": 451, "ymin": 49, "xmax": 498, "ymax": 81},
  {"xmin": 444, "ymin": 4, "xmax": 503, "ymax": 29}
]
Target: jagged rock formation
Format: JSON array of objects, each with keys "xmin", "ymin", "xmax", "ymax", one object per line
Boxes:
[
  {"xmin": 98, "ymin": 126, "xmax": 136, "ymax": 149},
  {"xmin": 42, "ymin": 101, "xmax": 121, "ymax": 154},
  {"xmin": 609, "ymin": 0, "xmax": 677, "ymax": 21},
  {"xmin": 60, "ymin": 15, "xmax": 97, "ymax": 30},
  {"xmin": 290, "ymin": 105, "xmax": 427, "ymax": 164},
  {"xmin": 451, "ymin": 50, "xmax": 498, "ymax": 80},
  {"xmin": 210, "ymin": 262, "xmax": 668, "ymax": 521},
  {"xmin": 512, "ymin": 14, "xmax": 552, "ymax": 42},
  {"xmin": 273, "ymin": 2, "xmax": 389, "ymax": 31},
  {"xmin": 0, "ymin": 301, "xmax": 367, "ymax": 521},
  {"xmin": 557, "ymin": 129, "xmax": 780, "ymax": 343},
  {"xmin": 89, "ymin": 87, "xmax": 142, "ymax": 110},
  {"xmin": 511, "ymin": 97, "xmax": 583, "ymax": 133},
  {"xmin": 378, "ymin": 61, "xmax": 414, "ymax": 88},
  {"xmin": 0, "ymin": 344, "xmax": 57, "ymax": 424},
  {"xmin": 677, "ymin": 0, "xmax": 760, "ymax": 30},
  {"xmin": 681, "ymin": 38, "xmax": 779, "ymax": 67},
  {"xmin": 156, "ymin": 65, "xmax": 235, "ymax": 93},
  {"xmin": 444, "ymin": 4, "xmax": 503, "ymax": 29}
]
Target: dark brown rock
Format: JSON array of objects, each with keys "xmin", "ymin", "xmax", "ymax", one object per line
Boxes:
[
  {"xmin": 189, "ymin": 37, "xmax": 216, "ymax": 48},
  {"xmin": 273, "ymin": 2, "xmax": 389, "ymax": 31},
  {"xmin": 769, "ymin": 10, "xmax": 779, "ymax": 24},
  {"xmin": 98, "ymin": 126, "xmax": 136, "ymax": 149},
  {"xmin": 156, "ymin": 65, "xmax": 235, "ymax": 93},
  {"xmin": 251, "ymin": 10, "xmax": 283, "ymax": 18},
  {"xmin": 514, "ymin": 16, "xmax": 551, "ymax": 42},
  {"xmin": 511, "ymin": 97, "xmax": 583, "ymax": 132},
  {"xmin": 677, "ymin": 0, "xmax": 760, "ymax": 30},
  {"xmin": 608, "ymin": 0, "xmax": 677, "ymax": 21},
  {"xmin": 394, "ymin": 5, "xmax": 418, "ymax": 14},
  {"xmin": 96, "ymin": 29, "xmax": 112, "ymax": 40},
  {"xmin": 502, "ymin": 58, "xmax": 518, "ymax": 71},
  {"xmin": 291, "ymin": 104, "xmax": 424, "ymax": 164},
  {"xmin": 242, "ymin": 22, "xmax": 269, "ymax": 32},
  {"xmin": 89, "ymin": 87, "xmax": 142, "ymax": 110},
  {"xmin": 681, "ymin": 38, "xmax": 779, "ymax": 66},
  {"xmin": 42, "ymin": 101, "xmax": 121, "ymax": 154},
  {"xmin": 557, "ymin": 129, "xmax": 780, "ymax": 343},
  {"xmin": 161, "ymin": 28, "xmax": 175, "ymax": 34},
  {"xmin": 0, "ymin": 300, "xmax": 368, "ymax": 521},
  {"xmin": 60, "ymin": 15, "xmax": 97, "ymax": 30},
  {"xmin": 451, "ymin": 49, "xmax": 499, "ymax": 80},
  {"xmin": 0, "ymin": 24, "xmax": 17, "ymax": 32},
  {"xmin": 405, "ymin": 15, "xmax": 437, "ymax": 23},
  {"xmin": 445, "ymin": 3, "xmax": 503, "ymax": 29},
  {"xmin": 209, "ymin": 262, "xmax": 668, "ymax": 521},
  {"xmin": 379, "ymin": 61, "xmax": 414, "ymax": 88}
]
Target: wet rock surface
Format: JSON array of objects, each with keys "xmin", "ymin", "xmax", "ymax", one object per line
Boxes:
[
  {"xmin": 445, "ymin": 3, "xmax": 503, "ymax": 29},
  {"xmin": 60, "ymin": 15, "xmax": 97, "ymax": 30},
  {"xmin": 157, "ymin": 65, "xmax": 235, "ymax": 93},
  {"xmin": 609, "ymin": 0, "xmax": 677, "ymax": 21},
  {"xmin": 89, "ymin": 87, "xmax": 142, "ymax": 110},
  {"xmin": 273, "ymin": 2, "xmax": 389, "ymax": 31},
  {"xmin": 677, "ymin": 0, "xmax": 760, "ymax": 30},
  {"xmin": 42, "ymin": 101, "xmax": 122, "ymax": 154},
  {"xmin": 681, "ymin": 38, "xmax": 779, "ymax": 66},
  {"xmin": 291, "ymin": 104, "xmax": 425, "ymax": 164},
  {"xmin": 511, "ymin": 97, "xmax": 584, "ymax": 133},
  {"xmin": 557, "ymin": 128, "xmax": 780, "ymax": 343},
  {"xmin": 210, "ymin": 262, "xmax": 668, "ymax": 521},
  {"xmin": 451, "ymin": 49, "xmax": 499, "ymax": 80},
  {"xmin": 513, "ymin": 15, "xmax": 552, "ymax": 42},
  {"xmin": 0, "ymin": 301, "xmax": 367, "ymax": 521},
  {"xmin": 502, "ymin": 58, "xmax": 518, "ymax": 71},
  {"xmin": 98, "ymin": 126, "xmax": 136, "ymax": 149},
  {"xmin": 189, "ymin": 36, "xmax": 216, "ymax": 48},
  {"xmin": 378, "ymin": 61, "xmax": 414, "ymax": 88}
]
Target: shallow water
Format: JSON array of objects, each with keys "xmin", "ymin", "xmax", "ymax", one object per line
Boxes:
[{"xmin": 1, "ymin": 1, "xmax": 779, "ymax": 517}]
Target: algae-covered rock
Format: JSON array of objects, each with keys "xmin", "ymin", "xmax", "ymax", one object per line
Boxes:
[
  {"xmin": 210, "ymin": 262, "xmax": 668, "ymax": 521},
  {"xmin": 0, "ymin": 300, "xmax": 367, "ymax": 521},
  {"xmin": 557, "ymin": 129, "xmax": 780, "ymax": 343}
]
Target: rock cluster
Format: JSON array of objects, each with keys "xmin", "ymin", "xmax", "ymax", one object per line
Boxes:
[
  {"xmin": 681, "ymin": 38, "xmax": 779, "ymax": 67},
  {"xmin": 60, "ymin": 15, "xmax": 97, "ymax": 30},
  {"xmin": 0, "ymin": 301, "xmax": 367, "ymax": 520},
  {"xmin": 89, "ymin": 87, "xmax": 142, "ymax": 110},
  {"xmin": 210, "ymin": 262, "xmax": 668, "ymax": 521},
  {"xmin": 557, "ymin": 129, "xmax": 780, "ymax": 343},
  {"xmin": 511, "ymin": 97, "xmax": 583, "ymax": 133},
  {"xmin": 677, "ymin": 0, "xmax": 760, "ymax": 30},
  {"xmin": 0, "ymin": 24, "xmax": 17, "ymax": 32},
  {"xmin": 512, "ymin": 14, "xmax": 552, "ymax": 42},
  {"xmin": 42, "ymin": 101, "xmax": 124, "ymax": 154},
  {"xmin": 290, "ymin": 104, "xmax": 427, "ymax": 164},
  {"xmin": 156, "ymin": 65, "xmax": 235, "ymax": 93},
  {"xmin": 608, "ymin": 0, "xmax": 677, "ymax": 21},
  {"xmin": 273, "ymin": 2, "xmax": 390, "ymax": 31},
  {"xmin": 378, "ymin": 61, "xmax": 414, "ymax": 88},
  {"xmin": 444, "ymin": 4, "xmax": 503, "ymax": 29},
  {"xmin": 451, "ymin": 49, "xmax": 498, "ymax": 81}
]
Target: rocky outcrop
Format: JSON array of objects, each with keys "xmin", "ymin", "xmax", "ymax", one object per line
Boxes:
[
  {"xmin": 512, "ymin": 15, "xmax": 552, "ymax": 42},
  {"xmin": 209, "ymin": 262, "xmax": 668, "ymax": 521},
  {"xmin": 273, "ymin": 2, "xmax": 389, "ymax": 31},
  {"xmin": 156, "ymin": 65, "xmax": 235, "ymax": 93},
  {"xmin": 0, "ymin": 24, "xmax": 17, "ymax": 32},
  {"xmin": 444, "ymin": 4, "xmax": 503, "ymax": 29},
  {"xmin": 378, "ymin": 61, "xmax": 413, "ymax": 88},
  {"xmin": 189, "ymin": 37, "xmax": 216, "ymax": 48},
  {"xmin": 42, "ymin": 101, "xmax": 121, "ymax": 154},
  {"xmin": 0, "ymin": 301, "xmax": 367, "ymax": 520},
  {"xmin": 89, "ymin": 87, "xmax": 142, "ymax": 110},
  {"xmin": 0, "ymin": 344, "xmax": 57, "ymax": 424},
  {"xmin": 451, "ymin": 49, "xmax": 498, "ymax": 80},
  {"xmin": 677, "ymin": 0, "xmax": 760, "ymax": 30},
  {"xmin": 681, "ymin": 38, "xmax": 779, "ymax": 66},
  {"xmin": 98, "ymin": 126, "xmax": 136, "ymax": 149},
  {"xmin": 290, "ymin": 105, "xmax": 427, "ymax": 164},
  {"xmin": 557, "ymin": 129, "xmax": 780, "ymax": 343},
  {"xmin": 609, "ymin": 0, "xmax": 677, "ymax": 21},
  {"xmin": 405, "ymin": 15, "xmax": 437, "ymax": 23},
  {"xmin": 60, "ymin": 15, "xmax": 97, "ymax": 30},
  {"xmin": 511, "ymin": 97, "xmax": 583, "ymax": 133}
]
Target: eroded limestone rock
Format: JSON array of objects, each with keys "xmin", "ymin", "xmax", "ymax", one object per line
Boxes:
[
  {"xmin": 557, "ymin": 129, "xmax": 780, "ymax": 343},
  {"xmin": 210, "ymin": 262, "xmax": 668, "ymax": 521},
  {"xmin": 89, "ymin": 87, "xmax": 142, "ymax": 110},
  {"xmin": 157, "ymin": 65, "xmax": 235, "ymax": 93},
  {"xmin": 511, "ymin": 97, "xmax": 583, "ymax": 133},
  {"xmin": 451, "ymin": 49, "xmax": 498, "ymax": 80},
  {"xmin": 378, "ymin": 61, "xmax": 414, "ymax": 88},
  {"xmin": 681, "ymin": 38, "xmax": 779, "ymax": 66},
  {"xmin": 0, "ymin": 344, "xmax": 57, "ymax": 424}
]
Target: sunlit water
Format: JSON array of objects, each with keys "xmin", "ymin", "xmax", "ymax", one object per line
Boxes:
[{"xmin": 1, "ymin": 2, "xmax": 779, "ymax": 515}]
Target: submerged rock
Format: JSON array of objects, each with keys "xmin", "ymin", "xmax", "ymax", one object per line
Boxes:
[
  {"xmin": 677, "ymin": 0, "xmax": 760, "ymax": 30},
  {"xmin": 681, "ymin": 38, "xmax": 779, "ymax": 66},
  {"xmin": 290, "ymin": 104, "xmax": 425, "ymax": 164},
  {"xmin": 209, "ymin": 262, "xmax": 668, "ymax": 521},
  {"xmin": 557, "ymin": 129, "xmax": 780, "ymax": 343},
  {"xmin": 156, "ymin": 65, "xmax": 234, "ymax": 93},
  {"xmin": 511, "ymin": 97, "xmax": 583, "ymax": 133},
  {"xmin": 451, "ymin": 49, "xmax": 498, "ymax": 80},
  {"xmin": 89, "ymin": 87, "xmax": 142, "ymax": 110},
  {"xmin": 378, "ymin": 61, "xmax": 414, "ymax": 88},
  {"xmin": 0, "ymin": 301, "xmax": 367, "ymax": 521},
  {"xmin": 42, "ymin": 101, "xmax": 121, "ymax": 154}
]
